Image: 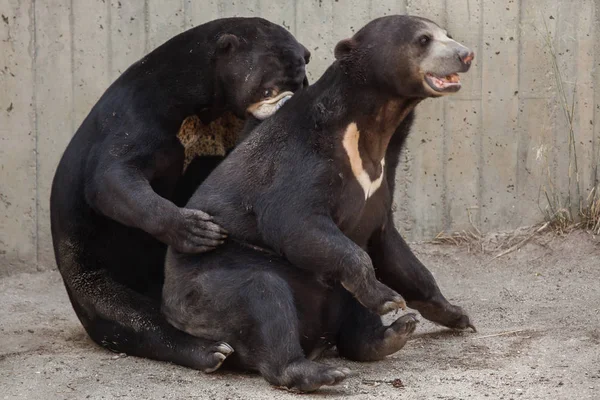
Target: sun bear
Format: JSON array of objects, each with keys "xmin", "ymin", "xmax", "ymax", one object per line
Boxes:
[
  {"xmin": 50, "ymin": 17, "xmax": 309, "ymax": 369},
  {"xmin": 162, "ymin": 15, "xmax": 475, "ymax": 391}
]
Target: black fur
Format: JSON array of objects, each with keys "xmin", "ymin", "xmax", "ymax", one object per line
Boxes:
[
  {"xmin": 50, "ymin": 18, "xmax": 309, "ymax": 369},
  {"xmin": 162, "ymin": 15, "xmax": 475, "ymax": 391}
]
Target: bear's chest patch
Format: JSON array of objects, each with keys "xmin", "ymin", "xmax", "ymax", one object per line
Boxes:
[
  {"xmin": 176, "ymin": 113, "xmax": 244, "ymax": 172},
  {"xmin": 341, "ymin": 122, "xmax": 385, "ymax": 200}
]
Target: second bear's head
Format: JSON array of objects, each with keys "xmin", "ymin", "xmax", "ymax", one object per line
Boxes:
[{"xmin": 213, "ymin": 18, "xmax": 310, "ymax": 120}]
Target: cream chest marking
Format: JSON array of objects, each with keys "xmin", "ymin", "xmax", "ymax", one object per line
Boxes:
[{"xmin": 341, "ymin": 122, "xmax": 385, "ymax": 200}]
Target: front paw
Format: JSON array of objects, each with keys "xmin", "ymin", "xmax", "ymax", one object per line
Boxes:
[
  {"xmin": 409, "ymin": 299, "xmax": 476, "ymax": 332},
  {"xmin": 161, "ymin": 208, "xmax": 228, "ymax": 253}
]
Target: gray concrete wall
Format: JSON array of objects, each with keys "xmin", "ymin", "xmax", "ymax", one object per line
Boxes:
[{"xmin": 1, "ymin": 0, "xmax": 599, "ymax": 275}]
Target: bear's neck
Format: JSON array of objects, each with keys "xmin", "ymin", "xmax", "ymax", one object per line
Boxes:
[
  {"xmin": 337, "ymin": 92, "xmax": 421, "ymax": 182},
  {"xmin": 306, "ymin": 63, "xmax": 422, "ymax": 181},
  {"xmin": 353, "ymin": 97, "xmax": 420, "ymax": 166}
]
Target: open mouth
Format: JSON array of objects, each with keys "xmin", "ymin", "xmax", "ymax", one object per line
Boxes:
[
  {"xmin": 247, "ymin": 91, "xmax": 294, "ymax": 120},
  {"xmin": 425, "ymin": 72, "xmax": 462, "ymax": 93}
]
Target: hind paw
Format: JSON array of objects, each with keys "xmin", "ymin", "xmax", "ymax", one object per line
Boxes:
[
  {"xmin": 380, "ymin": 313, "xmax": 419, "ymax": 356},
  {"xmin": 203, "ymin": 342, "xmax": 234, "ymax": 373},
  {"xmin": 279, "ymin": 361, "xmax": 352, "ymax": 392}
]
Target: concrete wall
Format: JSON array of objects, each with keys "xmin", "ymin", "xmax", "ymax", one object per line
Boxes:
[{"xmin": 1, "ymin": 0, "xmax": 599, "ymax": 275}]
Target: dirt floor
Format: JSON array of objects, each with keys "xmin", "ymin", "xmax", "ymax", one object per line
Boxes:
[{"xmin": 1, "ymin": 230, "xmax": 599, "ymax": 400}]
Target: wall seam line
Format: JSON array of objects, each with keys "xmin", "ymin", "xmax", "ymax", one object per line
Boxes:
[
  {"xmin": 592, "ymin": 1, "xmax": 600, "ymax": 188},
  {"xmin": 183, "ymin": 0, "xmax": 190, "ymax": 30},
  {"xmin": 442, "ymin": 0, "xmax": 450, "ymax": 231},
  {"xmin": 144, "ymin": 0, "xmax": 149, "ymax": 54},
  {"xmin": 477, "ymin": 0, "xmax": 484, "ymax": 229},
  {"xmin": 32, "ymin": 0, "xmax": 39, "ymax": 270},
  {"xmin": 69, "ymin": 0, "xmax": 75, "ymax": 135},
  {"xmin": 514, "ymin": 0, "xmax": 524, "ymax": 213},
  {"xmin": 293, "ymin": 0, "xmax": 297, "ymax": 36},
  {"xmin": 107, "ymin": 0, "xmax": 112, "ymax": 84}
]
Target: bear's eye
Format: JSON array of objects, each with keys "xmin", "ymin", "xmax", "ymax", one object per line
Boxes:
[{"xmin": 419, "ymin": 35, "xmax": 432, "ymax": 46}]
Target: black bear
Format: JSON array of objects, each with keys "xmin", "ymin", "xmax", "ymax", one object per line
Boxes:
[
  {"xmin": 50, "ymin": 17, "xmax": 309, "ymax": 369},
  {"xmin": 162, "ymin": 15, "xmax": 475, "ymax": 392}
]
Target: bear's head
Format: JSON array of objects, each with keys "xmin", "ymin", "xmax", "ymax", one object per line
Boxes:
[
  {"xmin": 214, "ymin": 18, "xmax": 310, "ymax": 120},
  {"xmin": 334, "ymin": 15, "xmax": 473, "ymax": 99}
]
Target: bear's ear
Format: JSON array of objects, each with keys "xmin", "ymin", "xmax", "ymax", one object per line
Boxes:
[
  {"xmin": 302, "ymin": 45, "xmax": 311, "ymax": 65},
  {"xmin": 216, "ymin": 34, "xmax": 239, "ymax": 53},
  {"xmin": 334, "ymin": 38, "xmax": 356, "ymax": 60}
]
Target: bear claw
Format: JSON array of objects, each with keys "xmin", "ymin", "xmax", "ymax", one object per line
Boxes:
[
  {"xmin": 203, "ymin": 342, "xmax": 234, "ymax": 373},
  {"xmin": 379, "ymin": 296, "xmax": 407, "ymax": 315}
]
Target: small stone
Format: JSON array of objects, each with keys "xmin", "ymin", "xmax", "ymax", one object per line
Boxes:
[{"xmin": 392, "ymin": 378, "xmax": 404, "ymax": 388}]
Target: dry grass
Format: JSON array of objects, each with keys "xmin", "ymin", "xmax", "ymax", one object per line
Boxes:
[
  {"xmin": 578, "ymin": 187, "xmax": 600, "ymax": 234},
  {"xmin": 431, "ymin": 230, "xmax": 483, "ymax": 253},
  {"xmin": 430, "ymin": 14, "xmax": 600, "ymax": 253},
  {"xmin": 536, "ymin": 15, "xmax": 600, "ymax": 237},
  {"xmin": 539, "ymin": 186, "xmax": 600, "ymax": 235},
  {"xmin": 430, "ymin": 199, "xmax": 598, "ymax": 257},
  {"xmin": 431, "ymin": 223, "xmax": 551, "ymax": 259}
]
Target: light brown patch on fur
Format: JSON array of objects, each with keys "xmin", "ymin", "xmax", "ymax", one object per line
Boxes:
[
  {"xmin": 342, "ymin": 122, "xmax": 385, "ymax": 200},
  {"xmin": 176, "ymin": 112, "xmax": 244, "ymax": 171}
]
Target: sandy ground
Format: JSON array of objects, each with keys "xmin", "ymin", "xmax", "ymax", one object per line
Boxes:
[{"xmin": 1, "ymin": 231, "xmax": 599, "ymax": 400}]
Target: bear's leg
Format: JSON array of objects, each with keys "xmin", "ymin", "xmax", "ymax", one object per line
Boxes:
[
  {"xmin": 231, "ymin": 272, "xmax": 351, "ymax": 392},
  {"xmin": 169, "ymin": 268, "xmax": 351, "ymax": 392},
  {"xmin": 65, "ymin": 268, "xmax": 233, "ymax": 372},
  {"xmin": 369, "ymin": 214, "xmax": 476, "ymax": 331},
  {"xmin": 336, "ymin": 295, "xmax": 418, "ymax": 361}
]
